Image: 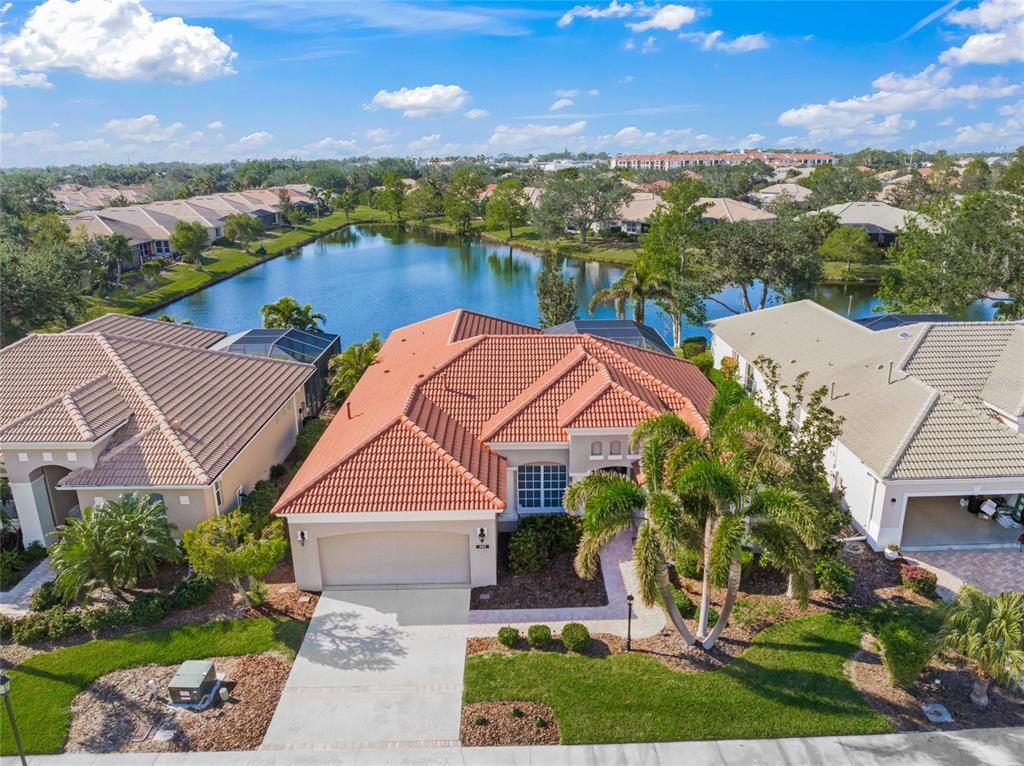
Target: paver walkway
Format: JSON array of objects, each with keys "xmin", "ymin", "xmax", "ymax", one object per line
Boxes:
[
  {"xmin": 11, "ymin": 726, "xmax": 1022, "ymax": 765},
  {"xmin": 467, "ymin": 530, "xmax": 665, "ymax": 638},
  {"xmin": 260, "ymin": 587, "xmax": 470, "ymax": 751},
  {"xmin": 0, "ymin": 557, "xmax": 54, "ymax": 617},
  {"xmin": 904, "ymin": 548, "xmax": 1023, "ymax": 599}
]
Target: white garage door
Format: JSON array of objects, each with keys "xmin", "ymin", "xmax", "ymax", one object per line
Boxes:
[{"xmin": 318, "ymin": 531, "xmax": 471, "ymax": 587}]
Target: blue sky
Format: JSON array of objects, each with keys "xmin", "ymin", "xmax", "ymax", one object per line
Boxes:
[{"xmin": 1, "ymin": 0, "xmax": 1022, "ymax": 166}]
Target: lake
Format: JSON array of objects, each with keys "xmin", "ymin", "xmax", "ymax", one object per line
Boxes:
[{"xmin": 153, "ymin": 225, "xmax": 995, "ymax": 344}]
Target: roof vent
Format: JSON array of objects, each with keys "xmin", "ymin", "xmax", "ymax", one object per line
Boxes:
[{"xmin": 898, "ymin": 331, "xmax": 912, "ymax": 339}]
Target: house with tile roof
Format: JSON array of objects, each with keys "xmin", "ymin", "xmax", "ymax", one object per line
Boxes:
[
  {"xmin": 274, "ymin": 309, "xmax": 715, "ymax": 590},
  {"xmin": 709, "ymin": 301, "xmax": 1024, "ymax": 552},
  {"xmin": 815, "ymin": 201, "xmax": 934, "ymax": 247},
  {"xmin": 0, "ymin": 314, "xmax": 314, "ymax": 545}
]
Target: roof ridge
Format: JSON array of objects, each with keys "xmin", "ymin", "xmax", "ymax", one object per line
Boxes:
[
  {"xmin": 399, "ymin": 415, "xmax": 505, "ymax": 509},
  {"xmin": 880, "ymin": 388, "xmax": 940, "ymax": 479},
  {"xmin": 100, "ymin": 331, "xmax": 310, "ymax": 368},
  {"xmin": 93, "ymin": 334, "xmax": 211, "ymax": 484},
  {"xmin": 62, "ymin": 378, "xmax": 108, "ymax": 441},
  {"xmin": 585, "ymin": 336, "xmax": 692, "ymax": 407}
]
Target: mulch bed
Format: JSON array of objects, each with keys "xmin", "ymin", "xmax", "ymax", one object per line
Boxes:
[
  {"xmin": 848, "ymin": 633, "xmax": 1024, "ymax": 731},
  {"xmin": 460, "ymin": 701, "xmax": 560, "ymax": 746},
  {"xmin": 254, "ymin": 558, "xmax": 320, "ymax": 621},
  {"xmin": 65, "ymin": 652, "xmax": 291, "ymax": 752},
  {"xmin": 470, "ymin": 533, "xmax": 608, "ymax": 610}
]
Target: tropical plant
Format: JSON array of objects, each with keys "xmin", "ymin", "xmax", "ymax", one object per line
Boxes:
[
  {"xmin": 327, "ymin": 332, "xmax": 383, "ymax": 405},
  {"xmin": 819, "ymin": 226, "xmax": 879, "ymax": 274},
  {"xmin": 484, "ymin": 179, "xmax": 530, "ymax": 238},
  {"xmin": 261, "ymin": 295, "xmax": 326, "ymax": 332},
  {"xmin": 332, "ymin": 190, "xmax": 357, "ymax": 219},
  {"xmin": 223, "ymin": 213, "xmax": 263, "ymax": 252},
  {"xmin": 533, "ymin": 168, "xmax": 631, "ymax": 244},
  {"xmin": 588, "ymin": 265, "xmax": 670, "ymax": 323},
  {"xmin": 536, "ymin": 254, "xmax": 579, "ymax": 328},
  {"xmin": 940, "ymin": 586, "xmax": 1024, "ymax": 707},
  {"xmin": 379, "ymin": 172, "xmax": 406, "ymax": 221},
  {"xmin": 169, "ymin": 220, "xmax": 208, "ymax": 266},
  {"xmin": 443, "ymin": 167, "xmax": 481, "ymax": 235},
  {"xmin": 139, "ymin": 259, "xmax": 163, "ymax": 284},
  {"xmin": 97, "ymin": 233, "xmax": 134, "ymax": 286},
  {"xmin": 49, "ymin": 494, "xmax": 179, "ymax": 604}
]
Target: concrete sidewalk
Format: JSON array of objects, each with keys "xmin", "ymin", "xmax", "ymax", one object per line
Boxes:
[
  {"xmin": 7, "ymin": 727, "xmax": 1021, "ymax": 765},
  {"xmin": 0, "ymin": 557, "xmax": 54, "ymax": 618}
]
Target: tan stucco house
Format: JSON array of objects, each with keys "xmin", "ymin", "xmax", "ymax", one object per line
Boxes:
[
  {"xmin": 274, "ymin": 309, "xmax": 715, "ymax": 591},
  {"xmin": 0, "ymin": 313, "xmax": 313, "ymax": 545}
]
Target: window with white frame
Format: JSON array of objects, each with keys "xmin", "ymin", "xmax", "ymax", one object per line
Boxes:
[
  {"xmin": 590, "ymin": 441, "xmax": 603, "ymax": 457},
  {"xmin": 609, "ymin": 440, "xmax": 622, "ymax": 457},
  {"xmin": 517, "ymin": 464, "xmax": 567, "ymax": 510},
  {"xmin": 213, "ymin": 480, "xmax": 223, "ymax": 509}
]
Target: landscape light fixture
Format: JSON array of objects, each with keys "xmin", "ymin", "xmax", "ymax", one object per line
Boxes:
[
  {"xmin": 626, "ymin": 594, "xmax": 635, "ymax": 652},
  {"xmin": 0, "ymin": 674, "xmax": 27, "ymax": 766}
]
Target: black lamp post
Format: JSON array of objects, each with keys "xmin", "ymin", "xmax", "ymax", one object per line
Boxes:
[
  {"xmin": 0, "ymin": 674, "xmax": 27, "ymax": 766},
  {"xmin": 626, "ymin": 594, "xmax": 635, "ymax": 652}
]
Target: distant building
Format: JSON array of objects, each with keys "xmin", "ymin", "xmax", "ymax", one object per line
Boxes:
[
  {"xmin": 610, "ymin": 151, "xmax": 837, "ymax": 170},
  {"xmin": 750, "ymin": 182, "xmax": 812, "ymax": 208},
  {"xmin": 817, "ymin": 201, "xmax": 934, "ymax": 247},
  {"xmin": 697, "ymin": 197, "xmax": 777, "ymax": 223}
]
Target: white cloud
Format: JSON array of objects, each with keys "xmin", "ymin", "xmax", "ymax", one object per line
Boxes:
[
  {"xmin": 555, "ymin": 88, "xmax": 580, "ymax": 98},
  {"xmin": 587, "ymin": 125, "xmax": 712, "ymax": 152},
  {"xmin": 287, "ymin": 136, "xmax": 358, "ymax": 159},
  {"xmin": 624, "ymin": 38, "xmax": 636, "ymax": 51},
  {"xmin": 618, "ymin": 74, "xmax": 635, "ymax": 83},
  {"xmin": 940, "ymin": 0, "xmax": 1024, "ymax": 65},
  {"xmin": 777, "ymin": 135, "xmax": 800, "ymax": 146},
  {"xmin": 682, "ymin": 30, "xmax": 770, "ymax": 53},
  {"xmin": 4, "ymin": 128, "xmax": 60, "ymax": 147},
  {"xmin": 365, "ymin": 83, "xmax": 470, "ymax": 117},
  {"xmin": 550, "ymin": 98, "xmax": 575, "ymax": 110},
  {"xmin": 777, "ymin": 64, "xmax": 1020, "ymax": 140},
  {"xmin": 228, "ymin": 130, "xmax": 273, "ymax": 155},
  {"xmin": 588, "ymin": 88, "xmax": 600, "ymax": 96},
  {"xmin": 487, "ymin": 121, "xmax": 587, "ymax": 150},
  {"xmin": 465, "ymin": 108, "xmax": 490, "ymax": 119},
  {"xmin": 408, "ymin": 133, "xmax": 441, "ymax": 151},
  {"xmin": 640, "ymin": 35, "xmax": 658, "ymax": 54},
  {"xmin": 743, "ymin": 132, "xmax": 767, "ymax": 144},
  {"xmin": 102, "ymin": 114, "xmax": 183, "ymax": 143},
  {"xmin": 0, "ymin": 57, "xmax": 50, "ymax": 88},
  {"xmin": 365, "ymin": 128, "xmax": 396, "ymax": 142},
  {"xmin": 558, "ymin": 1, "xmax": 635, "ymax": 27},
  {"xmin": 56, "ymin": 138, "xmax": 111, "ymax": 154},
  {"xmin": 628, "ymin": 5, "xmax": 697, "ymax": 33},
  {"xmin": 999, "ymin": 99, "xmax": 1024, "ymax": 117},
  {"xmin": 953, "ymin": 114, "xmax": 1024, "ymax": 145},
  {"xmin": 937, "ymin": 115, "xmax": 955, "ymax": 126},
  {"xmin": 0, "ymin": 95, "xmax": 6, "ymax": 110},
  {"xmin": 206, "ymin": 120, "xmax": 224, "ymax": 129},
  {"xmin": 2, "ymin": 0, "xmax": 236, "ymax": 84}
]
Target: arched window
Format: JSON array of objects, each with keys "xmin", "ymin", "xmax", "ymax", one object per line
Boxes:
[
  {"xmin": 518, "ymin": 464, "xmax": 568, "ymax": 509},
  {"xmin": 148, "ymin": 493, "xmax": 166, "ymax": 507},
  {"xmin": 590, "ymin": 441, "xmax": 603, "ymax": 457},
  {"xmin": 609, "ymin": 440, "xmax": 622, "ymax": 457}
]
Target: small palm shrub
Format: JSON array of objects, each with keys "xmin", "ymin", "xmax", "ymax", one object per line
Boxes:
[
  {"xmin": 900, "ymin": 564, "xmax": 938, "ymax": 597},
  {"xmin": 815, "ymin": 556, "xmax": 854, "ymax": 596},
  {"xmin": 11, "ymin": 612, "xmax": 49, "ymax": 644},
  {"xmin": 527, "ymin": 624, "xmax": 552, "ymax": 648},
  {"xmin": 560, "ymin": 622, "xmax": 590, "ymax": 652},
  {"xmin": 30, "ymin": 581, "xmax": 63, "ymax": 612},
  {"xmin": 497, "ymin": 626, "xmax": 520, "ymax": 649}
]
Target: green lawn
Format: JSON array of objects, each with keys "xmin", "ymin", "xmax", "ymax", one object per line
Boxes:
[
  {"xmin": 85, "ymin": 206, "xmax": 389, "ymax": 319},
  {"xmin": 821, "ymin": 260, "xmax": 894, "ymax": 283},
  {"xmin": 0, "ymin": 616, "xmax": 307, "ymax": 755},
  {"xmin": 464, "ymin": 613, "xmax": 890, "ymax": 744}
]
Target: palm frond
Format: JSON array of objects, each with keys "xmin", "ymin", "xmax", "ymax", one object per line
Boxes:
[
  {"xmin": 708, "ymin": 513, "xmax": 745, "ymax": 588},
  {"xmin": 573, "ymin": 526, "xmax": 625, "ymax": 580},
  {"xmin": 749, "ymin": 486, "xmax": 824, "ymax": 549},
  {"xmin": 664, "ymin": 437, "xmax": 710, "ymax": 479},
  {"xmin": 672, "ymin": 457, "xmax": 740, "ymax": 507},
  {"xmin": 568, "ymin": 474, "xmax": 645, "ymax": 536},
  {"xmin": 646, "ymin": 490, "xmax": 684, "ymax": 559},
  {"xmin": 630, "ymin": 412, "xmax": 697, "ymax": 452},
  {"xmin": 633, "ymin": 522, "xmax": 664, "ymax": 607},
  {"xmin": 638, "ymin": 435, "xmax": 669, "ymax": 491},
  {"xmin": 707, "ymin": 379, "xmax": 746, "ymax": 430}
]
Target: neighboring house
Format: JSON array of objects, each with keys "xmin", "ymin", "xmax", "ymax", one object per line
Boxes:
[
  {"xmin": 274, "ymin": 309, "xmax": 715, "ymax": 590},
  {"xmin": 610, "ymin": 151, "xmax": 837, "ymax": 170},
  {"xmin": 750, "ymin": 182, "xmax": 812, "ymax": 208},
  {"xmin": 816, "ymin": 201, "xmax": 933, "ymax": 247},
  {"xmin": 53, "ymin": 185, "xmax": 148, "ymax": 212},
  {"xmin": 709, "ymin": 301, "xmax": 1024, "ymax": 552},
  {"xmin": 615, "ymin": 192, "xmax": 665, "ymax": 235},
  {"xmin": 697, "ymin": 197, "xmax": 777, "ymax": 223},
  {"xmin": 544, "ymin": 319, "xmax": 674, "ymax": 355},
  {"xmin": 212, "ymin": 327, "xmax": 341, "ymax": 416},
  {"xmin": 0, "ymin": 314, "xmax": 314, "ymax": 545},
  {"xmin": 852, "ymin": 313, "xmax": 954, "ymax": 332},
  {"xmin": 478, "ymin": 184, "xmax": 543, "ymax": 206}
]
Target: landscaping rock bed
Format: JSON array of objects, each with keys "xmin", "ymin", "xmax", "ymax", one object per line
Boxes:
[
  {"xmin": 848, "ymin": 632, "xmax": 1024, "ymax": 732},
  {"xmin": 460, "ymin": 701, "xmax": 560, "ymax": 746},
  {"xmin": 470, "ymin": 533, "xmax": 607, "ymax": 610},
  {"xmin": 65, "ymin": 652, "xmax": 291, "ymax": 752}
]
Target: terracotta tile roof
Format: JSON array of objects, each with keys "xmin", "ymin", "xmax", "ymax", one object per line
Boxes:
[
  {"xmin": 68, "ymin": 313, "xmax": 225, "ymax": 348},
  {"xmin": 275, "ymin": 309, "xmax": 714, "ymax": 515},
  {"xmin": 0, "ymin": 317, "xmax": 312, "ymax": 488}
]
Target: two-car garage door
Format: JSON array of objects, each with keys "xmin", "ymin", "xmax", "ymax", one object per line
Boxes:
[{"xmin": 317, "ymin": 531, "xmax": 471, "ymax": 587}]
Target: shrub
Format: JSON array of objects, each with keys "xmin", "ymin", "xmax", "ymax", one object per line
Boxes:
[
  {"xmin": 518, "ymin": 514, "xmax": 581, "ymax": 555},
  {"xmin": 497, "ymin": 626, "xmax": 520, "ymax": 649},
  {"xmin": 31, "ymin": 581, "xmax": 63, "ymax": 612},
  {"xmin": 128, "ymin": 593, "xmax": 170, "ymax": 625},
  {"xmin": 255, "ymin": 245, "xmax": 267, "ymax": 255},
  {"xmin": 11, "ymin": 612, "xmax": 49, "ymax": 644},
  {"xmin": 0, "ymin": 614, "xmax": 12, "ymax": 642},
  {"xmin": 815, "ymin": 556, "xmax": 854, "ymax": 596},
  {"xmin": 294, "ymin": 419, "xmax": 328, "ymax": 460},
  {"xmin": 560, "ymin": 622, "xmax": 590, "ymax": 652},
  {"xmin": 731, "ymin": 597, "xmax": 783, "ymax": 631},
  {"xmin": 80, "ymin": 604, "xmax": 131, "ymax": 633},
  {"xmin": 878, "ymin": 620, "xmax": 935, "ymax": 688},
  {"xmin": 270, "ymin": 463, "xmax": 288, "ymax": 480},
  {"xmin": 473, "ymin": 714, "xmax": 487, "ymax": 726},
  {"xmin": 681, "ymin": 338, "xmax": 707, "ymax": 359},
  {"xmin": 510, "ymin": 706, "xmax": 525, "ymax": 718},
  {"xmin": 527, "ymin": 624, "xmax": 552, "ymax": 649},
  {"xmin": 688, "ymin": 351, "xmax": 714, "ymax": 375},
  {"xmin": 533, "ymin": 716, "xmax": 547, "ymax": 728},
  {"xmin": 170, "ymin": 573, "xmax": 216, "ymax": 609},
  {"xmin": 45, "ymin": 606, "xmax": 82, "ymax": 640},
  {"xmin": 900, "ymin": 564, "xmax": 938, "ymax": 597},
  {"xmin": 239, "ymin": 480, "xmax": 280, "ymax": 531},
  {"xmin": 508, "ymin": 527, "xmax": 548, "ymax": 575}
]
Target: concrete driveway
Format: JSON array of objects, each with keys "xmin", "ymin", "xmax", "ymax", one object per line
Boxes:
[{"xmin": 260, "ymin": 587, "xmax": 470, "ymax": 751}]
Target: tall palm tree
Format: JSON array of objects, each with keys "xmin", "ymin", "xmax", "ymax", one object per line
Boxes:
[
  {"xmin": 941, "ymin": 586, "xmax": 1024, "ymax": 707},
  {"xmin": 589, "ymin": 266, "xmax": 672, "ymax": 324},
  {"xmin": 565, "ymin": 412, "xmax": 705, "ymax": 646},
  {"xmin": 261, "ymin": 296, "xmax": 326, "ymax": 332}
]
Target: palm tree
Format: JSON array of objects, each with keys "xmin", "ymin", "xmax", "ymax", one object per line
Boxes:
[
  {"xmin": 589, "ymin": 266, "xmax": 672, "ymax": 324},
  {"xmin": 667, "ymin": 380, "xmax": 821, "ymax": 648},
  {"xmin": 100, "ymin": 233, "xmax": 134, "ymax": 286},
  {"xmin": 565, "ymin": 412, "xmax": 705, "ymax": 646},
  {"xmin": 654, "ymin": 273, "xmax": 707, "ymax": 349},
  {"xmin": 327, "ymin": 332, "xmax": 383, "ymax": 405},
  {"xmin": 261, "ymin": 296, "xmax": 326, "ymax": 332},
  {"xmin": 941, "ymin": 586, "xmax": 1024, "ymax": 707}
]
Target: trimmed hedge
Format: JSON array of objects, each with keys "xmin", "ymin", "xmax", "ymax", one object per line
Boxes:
[
  {"xmin": 508, "ymin": 515, "xmax": 582, "ymax": 575},
  {"xmin": 508, "ymin": 527, "xmax": 548, "ymax": 575},
  {"xmin": 560, "ymin": 622, "xmax": 591, "ymax": 652},
  {"xmin": 527, "ymin": 624, "xmax": 552, "ymax": 648},
  {"xmin": 497, "ymin": 626, "xmax": 520, "ymax": 649},
  {"xmin": 878, "ymin": 620, "xmax": 935, "ymax": 688},
  {"xmin": 170, "ymin": 573, "xmax": 216, "ymax": 609}
]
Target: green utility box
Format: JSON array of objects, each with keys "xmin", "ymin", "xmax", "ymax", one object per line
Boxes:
[{"xmin": 168, "ymin": 660, "xmax": 216, "ymax": 705}]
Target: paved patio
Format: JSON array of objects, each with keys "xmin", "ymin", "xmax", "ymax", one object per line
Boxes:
[
  {"xmin": 0, "ymin": 557, "xmax": 54, "ymax": 618},
  {"xmin": 905, "ymin": 548, "xmax": 1024, "ymax": 599},
  {"xmin": 467, "ymin": 530, "xmax": 666, "ymax": 638}
]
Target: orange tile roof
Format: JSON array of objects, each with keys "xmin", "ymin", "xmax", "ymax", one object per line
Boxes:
[
  {"xmin": 275, "ymin": 310, "xmax": 714, "ymax": 515},
  {"xmin": 0, "ymin": 317, "xmax": 312, "ymax": 488}
]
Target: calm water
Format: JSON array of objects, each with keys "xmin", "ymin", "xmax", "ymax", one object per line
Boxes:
[{"xmin": 154, "ymin": 225, "xmax": 996, "ymax": 344}]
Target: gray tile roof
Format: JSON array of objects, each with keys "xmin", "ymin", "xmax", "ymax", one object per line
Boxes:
[{"xmin": 709, "ymin": 301, "xmax": 1024, "ymax": 481}]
